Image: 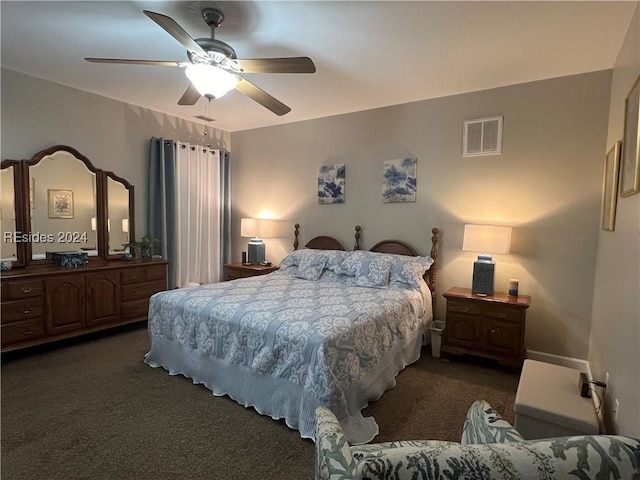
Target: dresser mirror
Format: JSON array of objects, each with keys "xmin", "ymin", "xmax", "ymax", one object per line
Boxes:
[
  {"xmin": 28, "ymin": 149, "xmax": 99, "ymax": 260},
  {"xmin": 106, "ymin": 173, "xmax": 134, "ymax": 257},
  {"xmin": 1, "ymin": 145, "xmax": 135, "ymax": 265}
]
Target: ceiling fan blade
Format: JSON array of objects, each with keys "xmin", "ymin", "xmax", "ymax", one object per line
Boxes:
[
  {"xmin": 178, "ymin": 83, "xmax": 201, "ymax": 106},
  {"xmin": 237, "ymin": 57, "xmax": 316, "ymax": 74},
  {"xmin": 235, "ymin": 78, "xmax": 291, "ymax": 116},
  {"xmin": 85, "ymin": 58, "xmax": 184, "ymax": 67},
  {"xmin": 143, "ymin": 10, "xmax": 208, "ymax": 57}
]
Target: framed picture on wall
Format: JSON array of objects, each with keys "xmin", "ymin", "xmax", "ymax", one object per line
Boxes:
[
  {"xmin": 48, "ymin": 189, "xmax": 74, "ymax": 218},
  {"xmin": 318, "ymin": 164, "xmax": 345, "ymax": 204},
  {"xmin": 621, "ymin": 74, "xmax": 640, "ymax": 197},
  {"xmin": 601, "ymin": 141, "xmax": 621, "ymax": 231}
]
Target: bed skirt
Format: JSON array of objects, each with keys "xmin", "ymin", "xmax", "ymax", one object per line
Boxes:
[{"xmin": 145, "ymin": 326, "xmax": 424, "ymax": 444}]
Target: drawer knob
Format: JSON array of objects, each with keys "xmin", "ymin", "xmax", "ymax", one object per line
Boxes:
[
  {"xmin": 20, "ymin": 287, "xmax": 32, "ymax": 293},
  {"xmin": 497, "ymin": 313, "xmax": 508, "ymax": 318},
  {"xmin": 22, "ymin": 328, "xmax": 33, "ymax": 335},
  {"xmin": 460, "ymin": 307, "xmax": 469, "ymax": 313},
  {"xmin": 489, "ymin": 327, "xmax": 501, "ymax": 334},
  {"xmin": 23, "ymin": 308, "xmax": 30, "ymax": 315}
]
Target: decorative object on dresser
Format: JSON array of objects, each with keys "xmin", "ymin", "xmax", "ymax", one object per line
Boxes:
[
  {"xmin": 441, "ymin": 287, "xmax": 530, "ymax": 368},
  {"xmin": 1, "ymin": 145, "xmax": 166, "ymax": 353},
  {"xmin": 462, "ymin": 224, "xmax": 512, "ymax": 296},
  {"xmin": 224, "ymin": 262, "xmax": 278, "ymax": 281},
  {"xmin": 240, "ymin": 218, "xmax": 274, "ymax": 265}
]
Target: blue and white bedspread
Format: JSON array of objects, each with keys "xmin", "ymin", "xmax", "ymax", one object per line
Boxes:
[{"xmin": 145, "ymin": 270, "xmax": 430, "ymax": 444}]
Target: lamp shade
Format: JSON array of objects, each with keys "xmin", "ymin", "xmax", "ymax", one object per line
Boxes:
[
  {"xmin": 462, "ymin": 224, "xmax": 511, "ymax": 255},
  {"xmin": 240, "ymin": 218, "xmax": 274, "ymax": 238},
  {"xmin": 185, "ymin": 64, "xmax": 238, "ymax": 99}
]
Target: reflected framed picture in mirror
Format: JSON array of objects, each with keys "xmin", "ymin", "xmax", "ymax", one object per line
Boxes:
[{"xmin": 48, "ymin": 189, "xmax": 74, "ymax": 219}]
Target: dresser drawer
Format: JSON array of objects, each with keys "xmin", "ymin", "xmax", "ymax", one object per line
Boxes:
[
  {"xmin": 121, "ymin": 281, "xmax": 166, "ymax": 302},
  {"xmin": 145, "ymin": 265, "xmax": 166, "ymax": 282},
  {"xmin": 121, "ymin": 298, "xmax": 152, "ymax": 320},
  {"xmin": 1, "ymin": 319, "xmax": 46, "ymax": 345},
  {"xmin": 6, "ymin": 280, "xmax": 44, "ymax": 299},
  {"xmin": 121, "ymin": 268, "xmax": 147, "ymax": 285},
  {"xmin": 483, "ymin": 305, "xmax": 523, "ymax": 322},
  {"xmin": 447, "ymin": 299, "xmax": 482, "ymax": 316},
  {"xmin": 1, "ymin": 299, "xmax": 45, "ymax": 324}
]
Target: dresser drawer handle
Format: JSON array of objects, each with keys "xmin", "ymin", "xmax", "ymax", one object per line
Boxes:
[
  {"xmin": 20, "ymin": 287, "xmax": 33, "ymax": 294},
  {"xmin": 497, "ymin": 313, "xmax": 508, "ymax": 318},
  {"xmin": 22, "ymin": 328, "xmax": 33, "ymax": 335},
  {"xmin": 23, "ymin": 308, "xmax": 31, "ymax": 315},
  {"xmin": 489, "ymin": 328, "xmax": 501, "ymax": 334},
  {"xmin": 460, "ymin": 307, "xmax": 469, "ymax": 313},
  {"xmin": 130, "ymin": 275, "xmax": 138, "ymax": 280}
]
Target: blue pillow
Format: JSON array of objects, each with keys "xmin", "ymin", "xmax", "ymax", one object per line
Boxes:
[
  {"xmin": 294, "ymin": 251, "xmax": 328, "ymax": 281},
  {"xmin": 388, "ymin": 255, "xmax": 434, "ymax": 288}
]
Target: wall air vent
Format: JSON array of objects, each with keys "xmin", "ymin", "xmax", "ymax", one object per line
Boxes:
[
  {"xmin": 194, "ymin": 115, "xmax": 216, "ymax": 122},
  {"xmin": 462, "ymin": 116, "xmax": 503, "ymax": 157}
]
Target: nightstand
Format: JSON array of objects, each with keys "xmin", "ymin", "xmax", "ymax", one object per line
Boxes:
[
  {"xmin": 441, "ymin": 287, "xmax": 531, "ymax": 368},
  {"xmin": 224, "ymin": 262, "xmax": 279, "ymax": 281}
]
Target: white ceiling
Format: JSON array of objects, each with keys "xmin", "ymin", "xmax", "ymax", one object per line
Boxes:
[{"xmin": 2, "ymin": 1, "xmax": 637, "ymax": 132}]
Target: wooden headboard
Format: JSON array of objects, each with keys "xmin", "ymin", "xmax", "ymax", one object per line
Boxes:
[
  {"xmin": 291, "ymin": 223, "xmax": 440, "ymax": 314},
  {"xmin": 367, "ymin": 228, "xmax": 440, "ymax": 316},
  {"xmin": 293, "ymin": 223, "xmax": 358, "ymax": 251}
]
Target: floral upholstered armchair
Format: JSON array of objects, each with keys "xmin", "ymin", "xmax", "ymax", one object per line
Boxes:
[{"xmin": 315, "ymin": 400, "xmax": 640, "ymax": 479}]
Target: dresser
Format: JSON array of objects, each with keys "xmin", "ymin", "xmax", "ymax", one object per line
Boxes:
[
  {"xmin": 1, "ymin": 259, "xmax": 167, "ymax": 353},
  {"xmin": 441, "ymin": 287, "xmax": 531, "ymax": 368}
]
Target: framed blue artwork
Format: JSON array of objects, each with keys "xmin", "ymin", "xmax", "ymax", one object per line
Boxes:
[
  {"xmin": 383, "ymin": 157, "xmax": 416, "ymax": 203},
  {"xmin": 318, "ymin": 164, "xmax": 345, "ymax": 204}
]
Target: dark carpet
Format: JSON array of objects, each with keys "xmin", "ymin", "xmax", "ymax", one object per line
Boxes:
[{"xmin": 1, "ymin": 325, "xmax": 519, "ymax": 479}]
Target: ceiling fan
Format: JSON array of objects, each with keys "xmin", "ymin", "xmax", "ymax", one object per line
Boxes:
[{"xmin": 85, "ymin": 8, "xmax": 316, "ymax": 116}]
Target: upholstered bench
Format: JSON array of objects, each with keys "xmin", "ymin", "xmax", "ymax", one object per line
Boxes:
[{"xmin": 515, "ymin": 359, "xmax": 599, "ymax": 439}]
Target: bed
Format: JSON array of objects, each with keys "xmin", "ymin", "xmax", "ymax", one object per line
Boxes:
[{"xmin": 145, "ymin": 225, "xmax": 440, "ymax": 444}]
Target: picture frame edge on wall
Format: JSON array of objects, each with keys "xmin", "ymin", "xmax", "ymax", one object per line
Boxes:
[
  {"xmin": 601, "ymin": 141, "xmax": 621, "ymax": 232},
  {"xmin": 620, "ymin": 74, "xmax": 640, "ymax": 198}
]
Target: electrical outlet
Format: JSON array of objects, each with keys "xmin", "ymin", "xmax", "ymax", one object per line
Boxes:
[{"xmin": 613, "ymin": 398, "xmax": 620, "ymax": 424}]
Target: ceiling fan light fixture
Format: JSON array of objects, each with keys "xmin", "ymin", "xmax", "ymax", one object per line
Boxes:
[{"xmin": 185, "ymin": 64, "xmax": 238, "ymax": 99}]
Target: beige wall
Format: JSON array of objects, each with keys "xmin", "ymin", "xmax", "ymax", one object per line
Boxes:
[
  {"xmin": 1, "ymin": 68, "xmax": 230, "ymax": 241},
  {"xmin": 590, "ymin": 3, "xmax": 640, "ymax": 437},
  {"xmin": 231, "ymin": 71, "xmax": 612, "ymax": 364}
]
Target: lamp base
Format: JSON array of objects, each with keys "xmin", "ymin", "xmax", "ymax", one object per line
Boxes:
[
  {"xmin": 471, "ymin": 256, "xmax": 495, "ymax": 296},
  {"xmin": 247, "ymin": 243, "xmax": 265, "ymax": 265}
]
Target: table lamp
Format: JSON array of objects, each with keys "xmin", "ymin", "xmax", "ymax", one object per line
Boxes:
[
  {"xmin": 241, "ymin": 218, "xmax": 274, "ymax": 265},
  {"xmin": 462, "ymin": 224, "xmax": 512, "ymax": 295}
]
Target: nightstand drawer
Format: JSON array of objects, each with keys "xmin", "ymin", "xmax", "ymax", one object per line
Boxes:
[
  {"xmin": 483, "ymin": 305, "xmax": 523, "ymax": 322},
  {"xmin": 447, "ymin": 299, "xmax": 482, "ymax": 316}
]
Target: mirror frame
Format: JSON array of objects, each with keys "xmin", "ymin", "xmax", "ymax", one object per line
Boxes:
[
  {"xmin": 1, "ymin": 145, "xmax": 135, "ymax": 266},
  {"xmin": 1, "ymin": 159, "xmax": 27, "ymax": 267},
  {"xmin": 104, "ymin": 171, "xmax": 135, "ymax": 260}
]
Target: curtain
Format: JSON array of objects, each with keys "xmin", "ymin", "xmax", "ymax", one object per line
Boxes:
[
  {"xmin": 148, "ymin": 137, "xmax": 177, "ymax": 287},
  {"xmin": 174, "ymin": 142, "xmax": 230, "ymax": 287}
]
